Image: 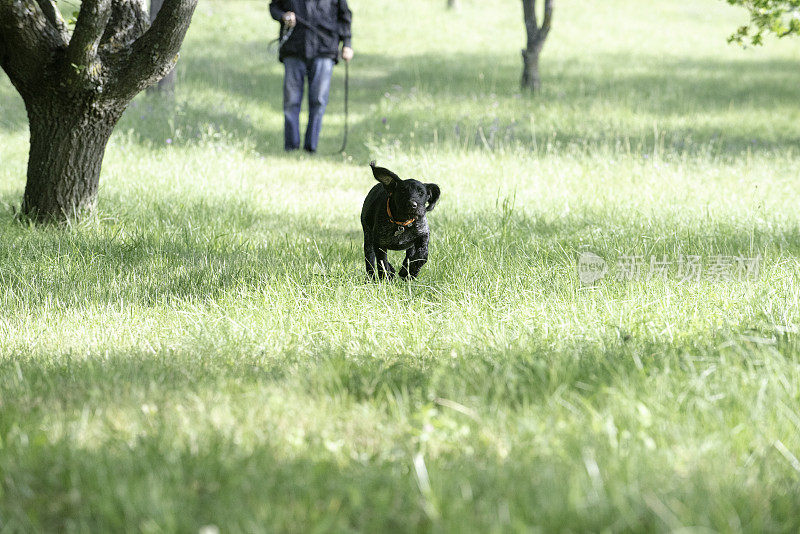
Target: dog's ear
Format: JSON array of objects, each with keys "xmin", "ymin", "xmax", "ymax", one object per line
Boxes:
[
  {"xmin": 370, "ymin": 161, "xmax": 400, "ymax": 189},
  {"xmin": 425, "ymin": 183, "xmax": 440, "ymax": 212}
]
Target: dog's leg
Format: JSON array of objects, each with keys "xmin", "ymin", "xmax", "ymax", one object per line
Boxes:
[
  {"xmin": 400, "ymin": 237, "xmax": 429, "ymax": 279},
  {"xmin": 399, "ymin": 244, "xmax": 416, "ymax": 279},
  {"xmin": 364, "ymin": 240, "xmax": 378, "ymax": 279},
  {"xmin": 375, "ymin": 248, "xmax": 395, "ymax": 279}
]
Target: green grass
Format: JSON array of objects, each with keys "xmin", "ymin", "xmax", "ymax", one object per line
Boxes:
[{"xmin": 2, "ymin": 0, "xmax": 800, "ymax": 531}]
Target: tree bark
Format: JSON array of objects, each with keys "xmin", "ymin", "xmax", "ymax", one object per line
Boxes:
[
  {"xmin": 21, "ymin": 98, "xmax": 122, "ymax": 221},
  {"xmin": 521, "ymin": 44, "xmax": 542, "ymax": 91},
  {"xmin": 520, "ymin": 0, "xmax": 553, "ymax": 91},
  {"xmin": 147, "ymin": 0, "xmax": 176, "ymax": 95}
]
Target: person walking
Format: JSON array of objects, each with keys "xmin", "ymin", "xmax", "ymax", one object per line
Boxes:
[{"xmin": 270, "ymin": 0, "xmax": 353, "ymax": 153}]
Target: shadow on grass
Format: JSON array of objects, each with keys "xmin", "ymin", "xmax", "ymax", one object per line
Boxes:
[
  {"xmin": 131, "ymin": 48, "xmax": 800, "ymax": 156},
  {"xmin": 178, "ymin": 45, "xmax": 800, "ymax": 115},
  {"xmin": 4, "ymin": 423, "xmax": 800, "ymax": 533},
  {"xmin": 2, "ymin": 326, "xmax": 800, "ymax": 531},
  {"xmin": 3, "ymin": 323, "xmax": 797, "ymax": 421},
  {"xmin": 2, "ymin": 47, "xmax": 799, "ymax": 156},
  {"xmin": 0, "ymin": 397, "xmax": 669, "ymax": 533}
]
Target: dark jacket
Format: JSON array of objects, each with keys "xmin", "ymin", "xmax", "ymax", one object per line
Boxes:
[{"xmin": 269, "ymin": 0, "xmax": 352, "ymax": 64}]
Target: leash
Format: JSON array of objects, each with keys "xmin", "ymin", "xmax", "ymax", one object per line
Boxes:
[
  {"xmin": 268, "ymin": 23, "xmax": 294, "ymax": 58},
  {"xmin": 269, "ymin": 14, "xmax": 328, "ymax": 55},
  {"xmin": 338, "ymin": 59, "xmax": 349, "ymax": 154}
]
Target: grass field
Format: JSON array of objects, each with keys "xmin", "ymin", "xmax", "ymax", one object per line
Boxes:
[{"xmin": 2, "ymin": 0, "xmax": 800, "ymax": 531}]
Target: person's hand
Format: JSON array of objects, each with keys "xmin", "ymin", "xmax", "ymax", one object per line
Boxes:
[
  {"xmin": 342, "ymin": 46, "xmax": 354, "ymax": 62},
  {"xmin": 282, "ymin": 11, "xmax": 296, "ymax": 27}
]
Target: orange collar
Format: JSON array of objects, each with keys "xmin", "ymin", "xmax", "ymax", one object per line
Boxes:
[{"xmin": 387, "ymin": 196, "xmax": 416, "ymax": 226}]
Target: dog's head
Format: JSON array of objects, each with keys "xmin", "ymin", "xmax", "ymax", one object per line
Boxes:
[{"xmin": 370, "ymin": 161, "xmax": 440, "ymax": 219}]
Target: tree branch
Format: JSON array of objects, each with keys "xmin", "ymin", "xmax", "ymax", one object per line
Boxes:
[
  {"xmin": 65, "ymin": 0, "xmax": 112, "ymax": 79},
  {"xmin": 521, "ymin": 0, "xmax": 554, "ymax": 49},
  {"xmin": 100, "ymin": 0, "xmax": 149, "ymax": 54},
  {"xmin": 107, "ymin": 0, "xmax": 198, "ymax": 101},
  {"xmin": 36, "ymin": 0, "xmax": 69, "ymax": 43},
  {"xmin": 540, "ymin": 0, "xmax": 554, "ymax": 40},
  {"xmin": 0, "ymin": 0, "xmax": 62, "ymax": 96},
  {"xmin": 522, "ymin": 0, "xmax": 538, "ymax": 40}
]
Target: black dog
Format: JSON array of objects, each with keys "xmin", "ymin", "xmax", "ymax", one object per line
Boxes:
[{"xmin": 361, "ymin": 161, "xmax": 441, "ymax": 280}]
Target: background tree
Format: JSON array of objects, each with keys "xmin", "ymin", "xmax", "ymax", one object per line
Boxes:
[
  {"xmin": 148, "ymin": 0, "xmax": 177, "ymax": 94},
  {"xmin": 447, "ymin": 0, "xmax": 459, "ymax": 10},
  {"xmin": 0, "ymin": 0, "xmax": 198, "ymax": 223},
  {"xmin": 726, "ymin": 0, "xmax": 800, "ymax": 45},
  {"xmin": 520, "ymin": 0, "xmax": 553, "ymax": 91}
]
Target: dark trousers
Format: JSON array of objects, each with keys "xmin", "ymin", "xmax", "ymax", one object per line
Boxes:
[{"xmin": 283, "ymin": 56, "xmax": 334, "ymax": 152}]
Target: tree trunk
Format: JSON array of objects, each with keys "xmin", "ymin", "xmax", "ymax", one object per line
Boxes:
[
  {"xmin": 147, "ymin": 0, "xmax": 176, "ymax": 95},
  {"xmin": 520, "ymin": 0, "xmax": 553, "ymax": 91},
  {"xmin": 520, "ymin": 46, "xmax": 541, "ymax": 91},
  {"xmin": 21, "ymin": 99, "xmax": 122, "ymax": 221}
]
